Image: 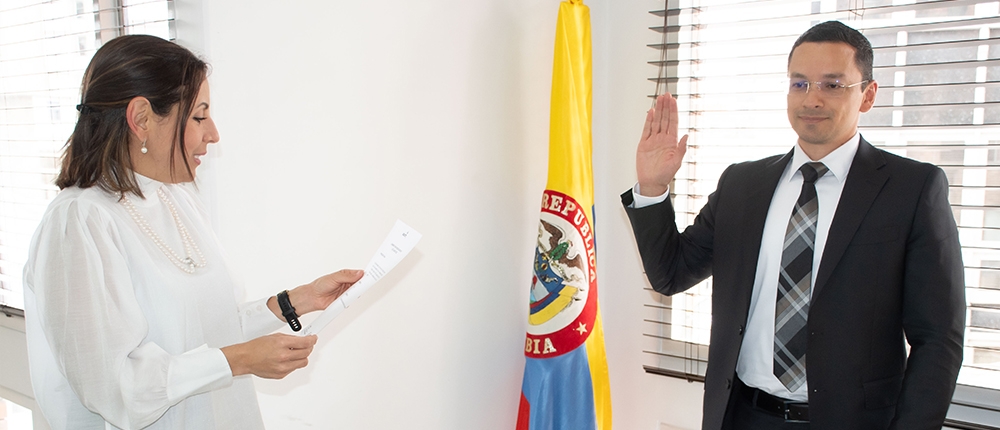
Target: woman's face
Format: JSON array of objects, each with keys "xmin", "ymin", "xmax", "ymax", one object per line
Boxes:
[
  {"xmin": 135, "ymin": 79, "xmax": 219, "ymax": 183},
  {"xmin": 175, "ymin": 79, "xmax": 219, "ymax": 182}
]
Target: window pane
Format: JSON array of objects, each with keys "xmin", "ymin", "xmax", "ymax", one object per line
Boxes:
[{"xmin": 0, "ymin": 0, "xmax": 173, "ymax": 311}]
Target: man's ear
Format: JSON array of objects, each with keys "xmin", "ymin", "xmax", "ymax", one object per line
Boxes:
[
  {"xmin": 126, "ymin": 97, "xmax": 152, "ymax": 140},
  {"xmin": 859, "ymin": 80, "xmax": 878, "ymax": 113}
]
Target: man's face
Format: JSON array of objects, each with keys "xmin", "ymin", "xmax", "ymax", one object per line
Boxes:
[{"xmin": 786, "ymin": 41, "xmax": 877, "ymax": 154}]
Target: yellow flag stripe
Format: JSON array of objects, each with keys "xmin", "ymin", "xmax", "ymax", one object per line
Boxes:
[
  {"xmin": 547, "ymin": 1, "xmax": 594, "ymax": 215},
  {"xmin": 549, "ymin": 2, "xmax": 610, "ymax": 429}
]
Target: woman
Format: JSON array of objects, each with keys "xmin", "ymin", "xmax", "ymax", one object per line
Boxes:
[{"xmin": 22, "ymin": 35, "xmax": 361, "ymax": 429}]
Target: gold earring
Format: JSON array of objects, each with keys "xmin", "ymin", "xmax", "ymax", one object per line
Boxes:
[{"xmin": 140, "ymin": 140, "xmax": 148, "ymax": 154}]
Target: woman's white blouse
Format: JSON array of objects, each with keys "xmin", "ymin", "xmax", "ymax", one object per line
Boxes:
[{"xmin": 23, "ymin": 175, "xmax": 284, "ymax": 429}]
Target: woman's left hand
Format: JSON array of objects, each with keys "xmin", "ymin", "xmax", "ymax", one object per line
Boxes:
[
  {"xmin": 270, "ymin": 269, "xmax": 364, "ymax": 318},
  {"xmin": 300, "ymin": 269, "xmax": 365, "ymax": 313}
]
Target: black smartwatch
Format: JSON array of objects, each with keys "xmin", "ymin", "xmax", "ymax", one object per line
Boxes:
[{"xmin": 277, "ymin": 290, "xmax": 302, "ymax": 332}]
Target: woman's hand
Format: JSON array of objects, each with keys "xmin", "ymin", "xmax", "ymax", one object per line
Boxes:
[
  {"xmin": 221, "ymin": 333, "xmax": 318, "ymax": 379},
  {"xmin": 297, "ymin": 269, "xmax": 365, "ymax": 314},
  {"xmin": 268, "ymin": 269, "xmax": 365, "ymax": 319}
]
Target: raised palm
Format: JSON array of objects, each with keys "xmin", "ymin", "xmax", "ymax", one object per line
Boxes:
[{"xmin": 636, "ymin": 93, "xmax": 689, "ymax": 197}]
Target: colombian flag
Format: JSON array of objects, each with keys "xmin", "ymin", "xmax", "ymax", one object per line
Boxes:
[{"xmin": 516, "ymin": 1, "xmax": 611, "ymax": 429}]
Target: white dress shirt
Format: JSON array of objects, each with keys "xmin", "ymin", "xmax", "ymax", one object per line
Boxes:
[
  {"xmin": 23, "ymin": 173, "xmax": 284, "ymax": 429},
  {"xmin": 633, "ymin": 133, "xmax": 860, "ymax": 402}
]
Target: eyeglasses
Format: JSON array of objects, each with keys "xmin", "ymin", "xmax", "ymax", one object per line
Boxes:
[{"xmin": 787, "ymin": 79, "xmax": 869, "ymax": 97}]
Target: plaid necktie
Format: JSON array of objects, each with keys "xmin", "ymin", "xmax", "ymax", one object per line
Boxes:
[{"xmin": 774, "ymin": 162, "xmax": 828, "ymax": 392}]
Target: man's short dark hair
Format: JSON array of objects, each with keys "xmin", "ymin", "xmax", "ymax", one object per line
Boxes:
[{"xmin": 789, "ymin": 21, "xmax": 873, "ymax": 86}]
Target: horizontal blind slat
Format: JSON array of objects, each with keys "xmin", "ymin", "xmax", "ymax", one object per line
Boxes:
[
  {"xmin": 645, "ymin": 6, "xmax": 1000, "ymax": 419},
  {"xmin": 0, "ymin": 0, "xmax": 173, "ymax": 312}
]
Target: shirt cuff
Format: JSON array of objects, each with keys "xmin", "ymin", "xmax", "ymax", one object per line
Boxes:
[
  {"xmin": 631, "ymin": 183, "xmax": 670, "ymax": 208},
  {"xmin": 240, "ymin": 296, "xmax": 285, "ymax": 339},
  {"xmin": 166, "ymin": 345, "xmax": 233, "ymax": 403}
]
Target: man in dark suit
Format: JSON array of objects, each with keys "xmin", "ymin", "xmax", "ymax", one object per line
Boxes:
[{"xmin": 622, "ymin": 21, "xmax": 965, "ymax": 430}]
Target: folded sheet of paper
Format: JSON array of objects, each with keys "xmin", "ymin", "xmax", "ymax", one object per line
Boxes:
[{"xmin": 302, "ymin": 220, "xmax": 422, "ymax": 336}]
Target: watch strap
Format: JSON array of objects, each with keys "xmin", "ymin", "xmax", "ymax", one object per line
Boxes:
[{"xmin": 277, "ymin": 290, "xmax": 302, "ymax": 332}]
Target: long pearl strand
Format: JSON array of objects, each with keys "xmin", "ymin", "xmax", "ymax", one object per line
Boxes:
[{"xmin": 121, "ymin": 187, "xmax": 207, "ymax": 274}]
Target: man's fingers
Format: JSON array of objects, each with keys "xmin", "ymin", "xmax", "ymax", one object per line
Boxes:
[
  {"xmin": 657, "ymin": 94, "xmax": 668, "ymax": 135},
  {"xmin": 642, "ymin": 109, "xmax": 653, "ymax": 141},
  {"xmin": 667, "ymin": 94, "xmax": 680, "ymax": 140},
  {"xmin": 652, "ymin": 94, "xmax": 665, "ymax": 134}
]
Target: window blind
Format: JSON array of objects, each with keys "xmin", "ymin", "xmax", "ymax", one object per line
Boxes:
[
  {"xmin": 0, "ymin": 0, "xmax": 174, "ymax": 315},
  {"xmin": 643, "ymin": 0, "xmax": 1000, "ymax": 427}
]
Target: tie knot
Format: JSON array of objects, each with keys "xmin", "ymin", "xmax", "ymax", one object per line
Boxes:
[{"xmin": 799, "ymin": 162, "xmax": 828, "ymax": 184}]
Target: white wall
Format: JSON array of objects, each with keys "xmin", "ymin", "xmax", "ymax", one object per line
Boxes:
[
  {"xmin": 196, "ymin": 1, "xmax": 552, "ymax": 428},
  {"xmin": 591, "ymin": 2, "xmax": 705, "ymax": 430},
  {"xmin": 0, "ymin": 1, "xmax": 706, "ymax": 429},
  {"xmin": 190, "ymin": 0, "xmax": 708, "ymax": 429}
]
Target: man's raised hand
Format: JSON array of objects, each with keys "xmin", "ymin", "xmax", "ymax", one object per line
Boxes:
[{"xmin": 636, "ymin": 93, "xmax": 688, "ymax": 197}]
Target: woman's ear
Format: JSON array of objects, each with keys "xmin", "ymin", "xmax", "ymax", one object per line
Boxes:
[{"xmin": 126, "ymin": 97, "xmax": 152, "ymax": 141}]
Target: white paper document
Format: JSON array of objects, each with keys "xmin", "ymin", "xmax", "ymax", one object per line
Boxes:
[{"xmin": 302, "ymin": 220, "xmax": 422, "ymax": 335}]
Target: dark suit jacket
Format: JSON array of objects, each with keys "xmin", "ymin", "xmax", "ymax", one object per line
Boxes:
[{"xmin": 622, "ymin": 138, "xmax": 965, "ymax": 430}]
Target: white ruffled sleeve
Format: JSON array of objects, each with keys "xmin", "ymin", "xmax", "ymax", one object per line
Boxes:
[{"xmin": 27, "ymin": 198, "xmax": 233, "ymax": 429}]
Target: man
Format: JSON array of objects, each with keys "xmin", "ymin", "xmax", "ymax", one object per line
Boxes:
[{"xmin": 622, "ymin": 21, "xmax": 965, "ymax": 430}]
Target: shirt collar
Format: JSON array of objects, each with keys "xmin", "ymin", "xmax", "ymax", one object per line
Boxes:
[
  {"xmin": 130, "ymin": 171, "xmax": 166, "ymax": 205},
  {"xmin": 789, "ymin": 132, "xmax": 860, "ymax": 183}
]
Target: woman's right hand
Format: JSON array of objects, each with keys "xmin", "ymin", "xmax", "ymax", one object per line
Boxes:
[{"xmin": 221, "ymin": 333, "xmax": 318, "ymax": 379}]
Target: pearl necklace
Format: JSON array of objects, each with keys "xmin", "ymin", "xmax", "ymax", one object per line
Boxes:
[{"xmin": 121, "ymin": 187, "xmax": 207, "ymax": 273}]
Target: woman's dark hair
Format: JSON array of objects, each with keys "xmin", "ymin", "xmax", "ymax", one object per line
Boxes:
[
  {"xmin": 57, "ymin": 35, "xmax": 208, "ymax": 198},
  {"xmin": 789, "ymin": 21, "xmax": 874, "ymax": 87}
]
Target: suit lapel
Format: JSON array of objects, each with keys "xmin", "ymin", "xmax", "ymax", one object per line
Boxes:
[
  {"xmin": 813, "ymin": 138, "xmax": 889, "ymax": 300},
  {"xmin": 735, "ymin": 151, "xmax": 793, "ymax": 314}
]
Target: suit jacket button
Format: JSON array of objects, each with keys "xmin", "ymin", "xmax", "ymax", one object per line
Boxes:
[
  {"xmin": 738, "ymin": 325, "xmax": 744, "ymax": 335},
  {"xmin": 726, "ymin": 379, "xmax": 732, "ymax": 390}
]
